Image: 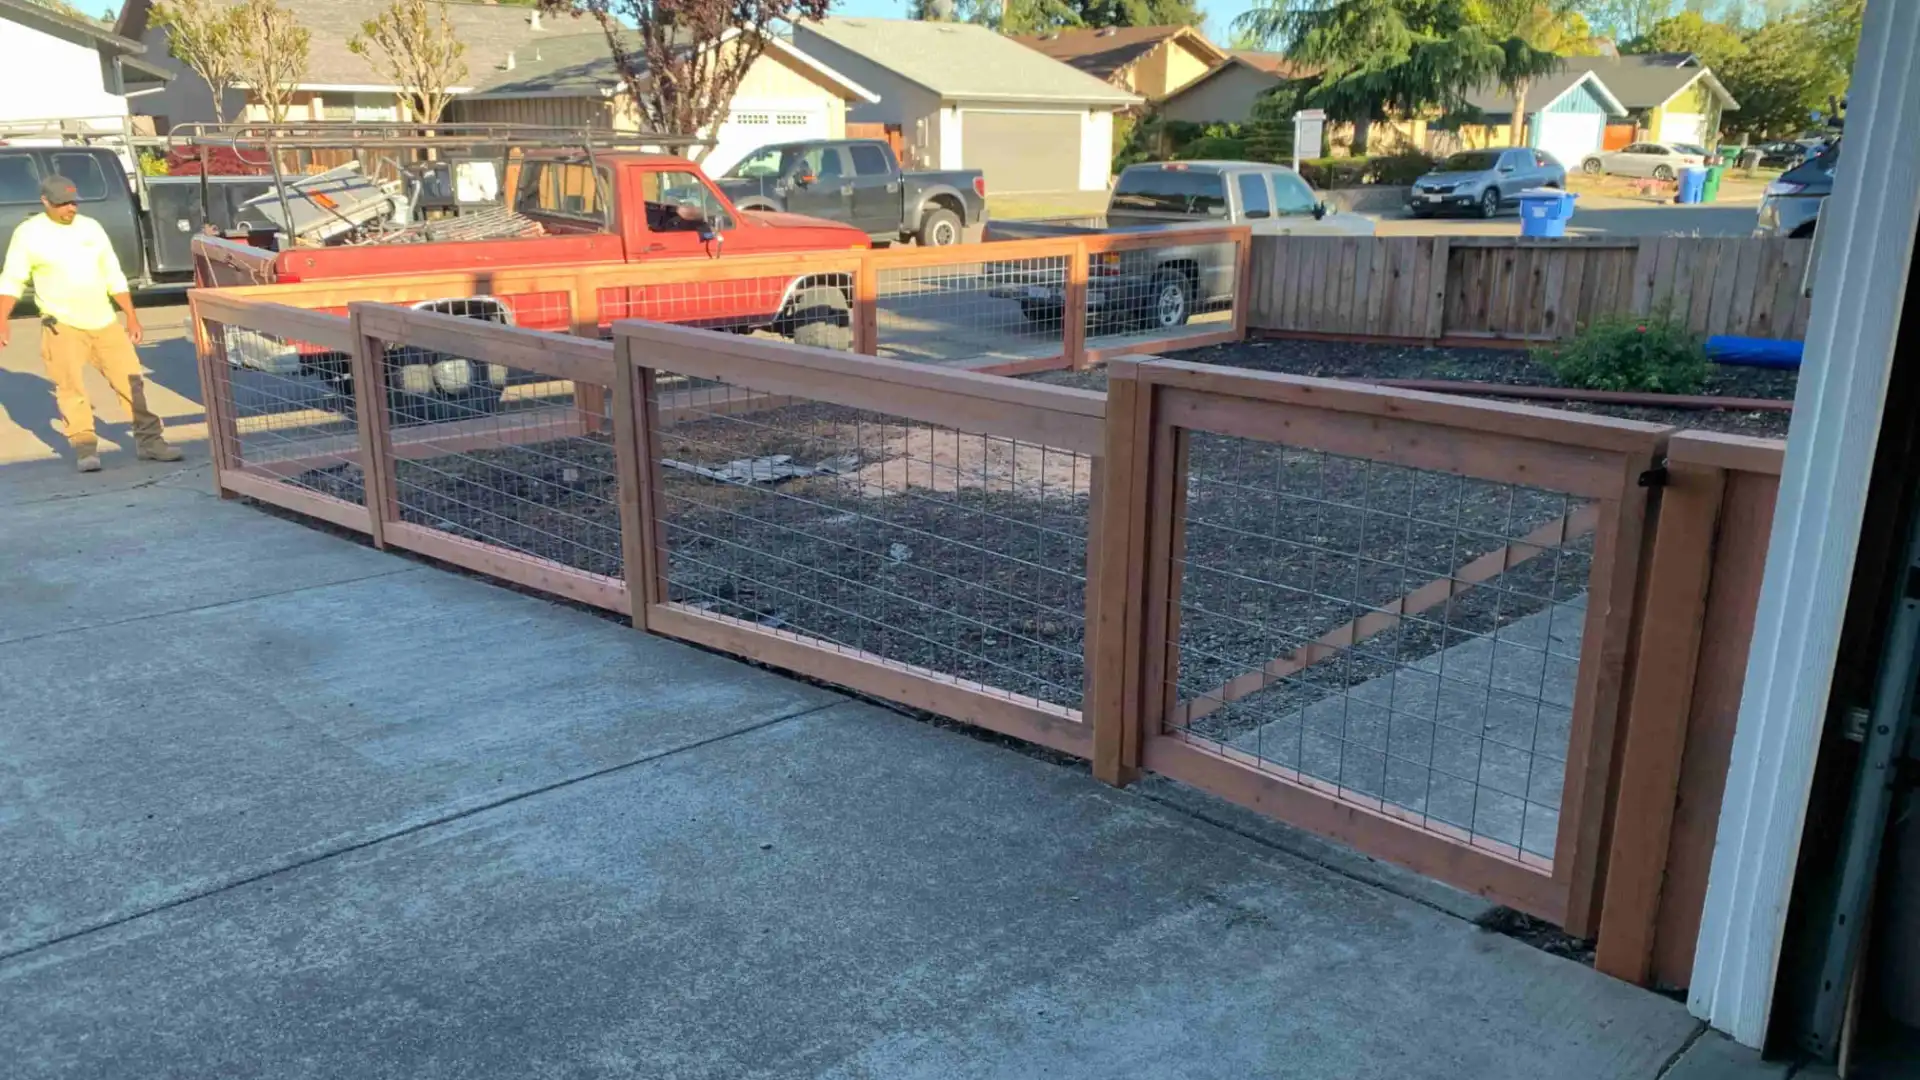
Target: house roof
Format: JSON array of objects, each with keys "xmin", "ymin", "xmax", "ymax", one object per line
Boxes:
[
  {"xmin": 1229, "ymin": 50, "xmax": 1304, "ymax": 78},
  {"xmin": 1010, "ymin": 25, "xmax": 1226, "ymax": 85},
  {"xmin": 0, "ymin": 0, "xmax": 145, "ymax": 52},
  {"xmin": 121, "ymin": 0, "xmax": 557, "ymax": 90},
  {"xmin": 798, "ymin": 17, "xmax": 1140, "ymax": 106},
  {"xmin": 1464, "ymin": 68, "xmax": 1626, "ymax": 119},
  {"xmin": 464, "ymin": 28, "xmax": 877, "ymax": 104},
  {"xmin": 1560, "ymin": 56, "xmax": 1737, "ymax": 110}
]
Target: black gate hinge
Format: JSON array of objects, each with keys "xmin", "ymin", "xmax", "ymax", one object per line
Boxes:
[{"xmin": 1638, "ymin": 464, "xmax": 1669, "ymax": 488}]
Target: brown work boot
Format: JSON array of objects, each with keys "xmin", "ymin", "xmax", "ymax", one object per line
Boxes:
[
  {"xmin": 76, "ymin": 453, "xmax": 102, "ymax": 473},
  {"xmin": 137, "ymin": 442, "xmax": 184, "ymax": 463}
]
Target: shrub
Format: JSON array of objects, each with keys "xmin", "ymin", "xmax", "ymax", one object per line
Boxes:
[
  {"xmin": 1297, "ymin": 156, "xmax": 1370, "ymax": 188},
  {"xmin": 1533, "ymin": 308, "xmax": 1712, "ymax": 394},
  {"xmin": 1177, "ymin": 136, "xmax": 1249, "ymax": 160},
  {"xmin": 1368, "ymin": 151, "xmax": 1437, "ymax": 185}
]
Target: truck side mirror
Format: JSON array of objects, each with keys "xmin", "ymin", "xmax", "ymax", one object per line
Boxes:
[
  {"xmin": 1313, "ymin": 201, "xmax": 1328, "ymax": 220},
  {"xmin": 697, "ymin": 223, "xmax": 719, "ymax": 244},
  {"xmin": 795, "ymin": 170, "xmax": 815, "ymax": 188}
]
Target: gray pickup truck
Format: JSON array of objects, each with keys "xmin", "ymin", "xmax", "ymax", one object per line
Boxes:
[
  {"xmin": 984, "ymin": 161, "xmax": 1373, "ymax": 331},
  {"xmin": 715, "ymin": 139, "xmax": 986, "ymax": 246}
]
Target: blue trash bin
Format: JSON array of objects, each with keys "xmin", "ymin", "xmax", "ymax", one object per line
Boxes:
[
  {"xmin": 1518, "ymin": 189, "xmax": 1577, "ymax": 238},
  {"xmin": 1677, "ymin": 165, "xmax": 1709, "ymax": 204}
]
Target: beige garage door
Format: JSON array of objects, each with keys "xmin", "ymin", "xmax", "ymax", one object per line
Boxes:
[{"xmin": 961, "ymin": 110, "xmax": 1082, "ymax": 194}]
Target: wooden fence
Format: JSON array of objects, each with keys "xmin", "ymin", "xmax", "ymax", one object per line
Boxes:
[
  {"xmin": 190, "ymin": 282, "xmax": 1785, "ymax": 990},
  {"xmin": 191, "ymin": 226, "xmax": 1253, "ymax": 376},
  {"xmin": 1248, "ymin": 235, "xmax": 1816, "ymax": 345}
]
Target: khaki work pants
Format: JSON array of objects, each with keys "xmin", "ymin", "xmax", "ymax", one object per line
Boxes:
[{"xmin": 40, "ymin": 320, "xmax": 165, "ymax": 457}]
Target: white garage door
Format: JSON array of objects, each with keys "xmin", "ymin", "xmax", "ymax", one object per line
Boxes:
[
  {"xmin": 1661, "ymin": 113, "xmax": 1708, "ymax": 147},
  {"xmin": 704, "ymin": 104, "xmax": 827, "ymax": 177},
  {"xmin": 961, "ymin": 110, "xmax": 1081, "ymax": 194},
  {"xmin": 1533, "ymin": 111, "xmax": 1605, "ymax": 171}
]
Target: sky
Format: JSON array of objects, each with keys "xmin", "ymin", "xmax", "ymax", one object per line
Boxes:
[{"xmin": 826, "ymin": 0, "xmax": 1262, "ymax": 46}]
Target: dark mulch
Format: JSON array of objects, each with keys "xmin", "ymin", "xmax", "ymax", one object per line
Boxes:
[{"xmin": 1028, "ymin": 336, "xmax": 1796, "ymax": 438}]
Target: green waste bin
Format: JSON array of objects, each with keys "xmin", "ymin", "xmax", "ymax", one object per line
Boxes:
[{"xmin": 1703, "ymin": 164, "xmax": 1726, "ymax": 202}]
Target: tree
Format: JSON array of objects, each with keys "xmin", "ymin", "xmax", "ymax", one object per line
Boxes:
[
  {"xmin": 152, "ymin": 0, "xmax": 246, "ymax": 125},
  {"xmin": 908, "ymin": 0, "xmax": 1195, "ymax": 30},
  {"xmin": 1625, "ymin": 8, "xmax": 1747, "ymax": 68},
  {"xmin": 1806, "ymin": 0, "xmax": 1864, "ymax": 78},
  {"xmin": 1234, "ymin": 0, "xmax": 1524, "ymax": 154},
  {"xmin": 232, "ymin": 0, "xmax": 310, "ymax": 123},
  {"xmin": 349, "ymin": 0, "xmax": 469, "ymax": 125},
  {"xmin": 1475, "ymin": 0, "xmax": 1598, "ymax": 146},
  {"xmin": 1572, "ymin": 0, "xmax": 1671, "ymax": 41},
  {"xmin": 537, "ymin": 0, "xmax": 830, "ymax": 161},
  {"xmin": 1718, "ymin": 15, "xmax": 1846, "ymax": 139}
]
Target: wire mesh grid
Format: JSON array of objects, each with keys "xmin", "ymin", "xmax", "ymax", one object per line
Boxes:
[
  {"xmin": 653, "ymin": 370, "xmax": 1094, "ymax": 710},
  {"xmin": 597, "ymin": 272, "xmax": 856, "ymax": 351},
  {"xmin": 214, "ymin": 319, "xmax": 365, "ymax": 507},
  {"xmin": 1084, "ymin": 240, "xmax": 1238, "ymax": 354},
  {"xmin": 1167, "ymin": 431, "xmax": 1595, "ymax": 865},
  {"xmin": 376, "ymin": 325, "xmax": 623, "ymax": 580},
  {"xmin": 884, "ymin": 252, "xmax": 1069, "ymax": 366}
]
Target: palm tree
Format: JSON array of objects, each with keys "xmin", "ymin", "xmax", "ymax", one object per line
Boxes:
[{"xmin": 1476, "ymin": 0, "xmax": 1596, "ymax": 146}]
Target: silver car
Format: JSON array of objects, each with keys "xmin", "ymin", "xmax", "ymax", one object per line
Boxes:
[
  {"xmin": 1579, "ymin": 142, "xmax": 1709, "ymax": 180},
  {"xmin": 1408, "ymin": 148, "xmax": 1566, "ymax": 218}
]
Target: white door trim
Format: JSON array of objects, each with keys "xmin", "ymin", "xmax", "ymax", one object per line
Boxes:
[{"xmin": 1688, "ymin": 0, "xmax": 1920, "ymax": 1047}]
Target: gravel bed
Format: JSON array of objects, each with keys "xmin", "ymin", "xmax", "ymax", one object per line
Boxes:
[{"xmin": 1027, "ymin": 336, "xmax": 1795, "ymax": 438}]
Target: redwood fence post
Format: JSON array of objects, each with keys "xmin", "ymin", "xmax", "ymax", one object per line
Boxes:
[
  {"xmin": 1065, "ymin": 239, "xmax": 1090, "ymax": 369},
  {"xmin": 347, "ymin": 303, "xmax": 398, "ymax": 549},
  {"xmin": 611, "ymin": 330, "xmax": 667, "ymax": 629},
  {"xmin": 188, "ymin": 293, "xmax": 241, "ymax": 498},
  {"xmin": 854, "ymin": 254, "xmax": 879, "ymax": 356},
  {"xmin": 1090, "ymin": 359, "xmax": 1156, "ymax": 786}
]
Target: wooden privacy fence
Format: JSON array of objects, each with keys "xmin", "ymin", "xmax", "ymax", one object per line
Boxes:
[
  {"xmin": 1248, "ymin": 235, "xmax": 1816, "ymax": 345},
  {"xmin": 190, "ymin": 287, "xmax": 1785, "ymax": 987},
  {"xmin": 190, "ymin": 225, "xmax": 1252, "ymax": 377}
]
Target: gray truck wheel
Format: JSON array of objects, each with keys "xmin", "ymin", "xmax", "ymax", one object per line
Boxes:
[
  {"xmin": 1148, "ymin": 269, "xmax": 1192, "ymax": 330},
  {"xmin": 917, "ymin": 208, "xmax": 962, "ymax": 247}
]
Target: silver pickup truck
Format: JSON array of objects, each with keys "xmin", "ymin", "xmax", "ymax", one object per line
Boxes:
[{"xmin": 985, "ymin": 161, "xmax": 1374, "ymax": 331}]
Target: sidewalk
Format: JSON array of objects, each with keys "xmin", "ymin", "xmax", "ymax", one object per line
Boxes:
[{"xmin": 0, "ymin": 329, "xmax": 1790, "ymax": 1078}]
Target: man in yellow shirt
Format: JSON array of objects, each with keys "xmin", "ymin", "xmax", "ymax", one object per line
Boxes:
[{"xmin": 0, "ymin": 174, "xmax": 180, "ymax": 472}]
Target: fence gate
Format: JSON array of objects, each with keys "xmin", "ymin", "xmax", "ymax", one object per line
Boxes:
[{"xmin": 1097, "ymin": 358, "xmax": 1667, "ymax": 934}]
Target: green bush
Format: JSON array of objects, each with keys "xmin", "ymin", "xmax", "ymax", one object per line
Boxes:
[
  {"xmin": 1368, "ymin": 151, "xmax": 1437, "ymax": 185},
  {"xmin": 1533, "ymin": 308, "xmax": 1712, "ymax": 394},
  {"xmin": 1177, "ymin": 136, "xmax": 1249, "ymax": 160},
  {"xmin": 1297, "ymin": 156, "xmax": 1370, "ymax": 188}
]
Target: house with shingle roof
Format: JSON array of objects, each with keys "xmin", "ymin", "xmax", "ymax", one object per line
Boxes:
[
  {"xmin": 1156, "ymin": 50, "xmax": 1304, "ymax": 125},
  {"xmin": 1445, "ymin": 67, "xmax": 1628, "ymax": 166},
  {"xmin": 1011, "ymin": 24, "xmax": 1225, "ymax": 104},
  {"xmin": 116, "ymin": 1, "xmax": 875, "ymax": 175},
  {"xmin": 794, "ymin": 17, "xmax": 1139, "ymax": 194},
  {"xmin": 1560, "ymin": 53, "xmax": 1738, "ymax": 148}
]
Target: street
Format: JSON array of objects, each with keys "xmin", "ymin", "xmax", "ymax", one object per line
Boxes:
[{"xmin": 1371, "ymin": 192, "xmax": 1764, "ymax": 238}]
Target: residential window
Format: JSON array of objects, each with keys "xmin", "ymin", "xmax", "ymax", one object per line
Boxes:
[
  {"xmin": 1236, "ymin": 172, "xmax": 1271, "ymax": 219},
  {"xmin": 642, "ymin": 170, "xmax": 734, "ymax": 233},
  {"xmin": 0, "ymin": 154, "xmax": 41, "ymax": 205},
  {"xmin": 50, "ymin": 153, "xmax": 110, "ymax": 202},
  {"xmin": 849, "ymin": 144, "xmax": 891, "ymax": 176}
]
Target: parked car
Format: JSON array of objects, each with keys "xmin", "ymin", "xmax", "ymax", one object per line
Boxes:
[
  {"xmin": 716, "ymin": 139, "xmax": 986, "ymax": 246},
  {"xmin": 983, "ymin": 161, "xmax": 1372, "ymax": 332},
  {"xmin": 1750, "ymin": 141, "xmax": 1811, "ymax": 169},
  {"xmin": 202, "ymin": 150, "xmax": 876, "ymax": 415},
  {"xmin": 1579, "ymin": 142, "xmax": 1708, "ymax": 180},
  {"xmin": 1756, "ymin": 140, "xmax": 1840, "ymax": 239},
  {"xmin": 1408, "ymin": 148, "xmax": 1565, "ymax": 218}
]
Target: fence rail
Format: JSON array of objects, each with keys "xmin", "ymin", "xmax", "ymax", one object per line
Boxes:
[
  {"xmin": 1249, "ymin": 235, "xmax": 1816, "ymax": 345},
  {"xmin": 191, "ymin": 280, "xmax": 1786, "ymax": 989},
  {"xmin": 192, "ymin": 227, "xmax": 1253, "ymax": 377}
]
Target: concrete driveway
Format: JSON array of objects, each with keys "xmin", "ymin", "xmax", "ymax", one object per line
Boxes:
[{"xmin": 0, "ymin": 300, "xmax": 1784, "ymax": 1080}]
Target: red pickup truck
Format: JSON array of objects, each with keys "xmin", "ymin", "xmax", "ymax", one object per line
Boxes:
[{"xmin": 200, "ymin": 152, "xmax": 871, "ymax": 416}]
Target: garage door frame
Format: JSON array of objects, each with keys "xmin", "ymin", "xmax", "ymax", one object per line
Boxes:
[
  {"xmin": 706, "ymin": 98, "xmax": 829, "ymax": 177},
  {"xmin": 1534, "ymin": 111, "xmax": 1606, "ymax": 170},
  {"xmin": 959, "ymin": 108, "xmax": 1083, "ymax": 195}
]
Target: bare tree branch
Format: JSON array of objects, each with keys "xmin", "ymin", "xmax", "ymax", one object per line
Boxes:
[
  {"xmin": 152, "ymin": 0, "xmax": 245, "ymax": 124},
  {"xmin": 349, "ymin": 0, "xmax": 469, "ymax": 124},
  {"xmin": 233, "ymin": 0, "xmax": 311, "ymax": 123}
]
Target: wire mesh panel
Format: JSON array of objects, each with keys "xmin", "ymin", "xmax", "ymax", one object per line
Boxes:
[
  {"xmin": 885, "ymin": 250, "xmax": 1069, "ymax": 367},
  {"xmin": 1167, "ymin": 433, "xmax": 1594, "ymax": 868},
  {"xmin": 371, "ymin": 319, "xmax": 625, "ymax": 595},
  {"xmin": 652, "ymin": 371, "xmax": 1095, "ymax": 713},
  {"xmin": 1084, "ymin": 238, "xmax": 1241, "ymax": 357},
  {"xmin": 209, "ymin": 316, "xmax": 368, "ymax": 516},
  {"xmin": 597, "ymin": 268, "xmax": 857, "ymax": 351}
]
